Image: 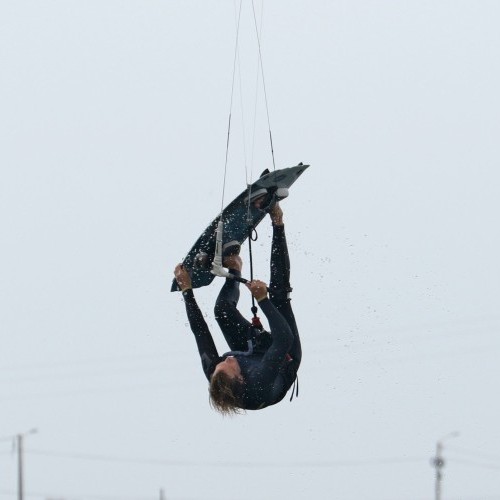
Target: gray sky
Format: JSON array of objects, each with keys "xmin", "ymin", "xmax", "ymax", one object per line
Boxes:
[{"xmin": 1, "ymin": 1, "xmax": 500, "ymax": 499}]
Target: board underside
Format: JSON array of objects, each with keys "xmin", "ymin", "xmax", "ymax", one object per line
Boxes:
[{"xmin": 171, "ymin": 163, "xmax": 309, "ymax": 291}]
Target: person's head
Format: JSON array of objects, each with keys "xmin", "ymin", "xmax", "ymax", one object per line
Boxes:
[{"xmin": 209, "ymin": 356, "xmax": 245, "ymax": 416}]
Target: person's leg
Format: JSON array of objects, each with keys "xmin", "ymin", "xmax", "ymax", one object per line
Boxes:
[
  {"xmin": 214, "ymin": 255, "xmax": 251, "ymax": 352},
  {"xmin": 268, "ymin": 205, "xmax": 302, "ymax": 365}
]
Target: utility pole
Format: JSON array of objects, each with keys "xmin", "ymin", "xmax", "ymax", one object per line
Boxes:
[
  {"xmin": 432, "ymin": 440, "xmax": 444, "ymax": 500},
  {"xmin": 159, "ymin": 488, "xmax": 166, "ymax": 500},
  {"xmin": 16, "ymin": 428, "xmax": 37, "ymax": 500},
  {"xmin": 17, "ymin": 434, "xmax": 23, "ymax": 500},
  {"xmin": 431, "ymin": 431, "xmax": 459, "ymax": 500}
]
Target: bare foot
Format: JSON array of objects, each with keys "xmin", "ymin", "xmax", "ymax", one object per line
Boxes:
[
  {"xmin": 270, "ymin": 202, "xmax": 283, "ymax": 226},
  {"xmin": 223, "ymin": 254, "xmax": 242, "ymax": 272},
  {"xmin": 253, "ymin": 194, "xmax": 267, "ymax": 209}
]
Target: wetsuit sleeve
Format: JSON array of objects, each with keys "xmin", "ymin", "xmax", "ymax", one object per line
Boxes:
[
  {"xmin": 257, "ymin": 297, "xmax": 294, "ymax": 380},
  {"xmin": 182, "ymin": 289, "xmax": 220, "ymax": 380}
]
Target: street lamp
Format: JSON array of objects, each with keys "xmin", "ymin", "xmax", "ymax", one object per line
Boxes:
[{"xmin": 431, "ymin": 431, "xmax": 459, "ymax": 500}]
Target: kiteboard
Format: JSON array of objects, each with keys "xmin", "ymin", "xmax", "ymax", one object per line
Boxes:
[{"xmin": 171, "ymin": 163, "xmax": 309, "ymax": 291}]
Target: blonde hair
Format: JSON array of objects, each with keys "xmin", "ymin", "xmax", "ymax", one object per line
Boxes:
[{"xmin": 209, "ymin": 371, "xmax": 244, "ymax": 416}]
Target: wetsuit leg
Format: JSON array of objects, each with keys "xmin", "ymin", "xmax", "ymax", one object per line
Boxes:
[
  {"xmin": 269, "ymin": 225, "xmax": 302, "ymax": 365},
  {"xmin": 214, "ymin": 269, "xmax": 251, "ymax": 352}
]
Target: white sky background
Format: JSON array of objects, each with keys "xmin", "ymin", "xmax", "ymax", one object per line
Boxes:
[{"xmin": 1, "ymin": 1, "xmax": 500, "ymax": 499}]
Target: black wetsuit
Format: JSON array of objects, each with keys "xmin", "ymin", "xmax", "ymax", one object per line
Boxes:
[{"xmin": 181, "ymin": 224, "xmax": 302, "ymax": 410}]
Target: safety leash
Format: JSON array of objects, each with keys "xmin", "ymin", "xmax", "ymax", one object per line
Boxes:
[{"xmin": 247, "ymin": 224, "xmax": 263, "ymax": 328}]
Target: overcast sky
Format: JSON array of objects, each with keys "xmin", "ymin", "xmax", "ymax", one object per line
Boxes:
[{"xmin": 1, "ymin": 1, "xmax": 500, "ymax": 499}]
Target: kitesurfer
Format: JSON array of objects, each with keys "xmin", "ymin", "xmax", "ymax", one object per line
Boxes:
[{"xmin": 174, "ymin": 201, "xmax": 301, "ymax": 414}]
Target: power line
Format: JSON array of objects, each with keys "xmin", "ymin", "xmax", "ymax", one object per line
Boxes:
[
  {"xmin": 0, "ymin": 352, "xmax": 170, "ymax": 373},
  {"xmin": 0, "ymin": 489, "xmax": 170, "ymax": 500},
  {"xmin": 26, "ymin": 448, "xmax": 426, "ymax": 468},
  {"xmin": 446, "ymin": 444, "xmax": 500, "ymax": 463},
  {"xmin": 451, "ymin": 457, "xmax": 500, "ymax": 471},
  {"xmin": 0, "ymin": 359, "xmax": 170, "ymax": 386},
  {"xmin": 446, "ymin": 497, "xmax": 500, "ymax": 500}
]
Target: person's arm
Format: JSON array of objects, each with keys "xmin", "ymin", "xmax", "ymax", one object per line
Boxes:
[
  {"xmin": 246, "ymin": 281, "xmax": 293, "ymax": 379},
  {"xmin": 258, "ymin": 298, "xmax": 293, "ymax": 367},
  {"xmin": 175, "ymin": 264, "xmax": 220, "ymax": 380}
]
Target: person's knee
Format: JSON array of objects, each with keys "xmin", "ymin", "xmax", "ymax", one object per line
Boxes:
[
  {"xmin": 214, "ymin": 297, "xmax": 236, "ymax": 320},
  {"xmin": 214, "ymin": 299, "xmax": 226, "ymax": 320}
]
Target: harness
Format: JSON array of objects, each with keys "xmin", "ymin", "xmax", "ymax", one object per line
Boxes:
[{"xmin": 223, "ymin": 329, "xmax": 299, "ymax": 403}]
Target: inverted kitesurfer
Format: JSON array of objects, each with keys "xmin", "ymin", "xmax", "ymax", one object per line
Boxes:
[{"xmin": 174, "ymin": 199, "xmax": 301, "ymax": 414}]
